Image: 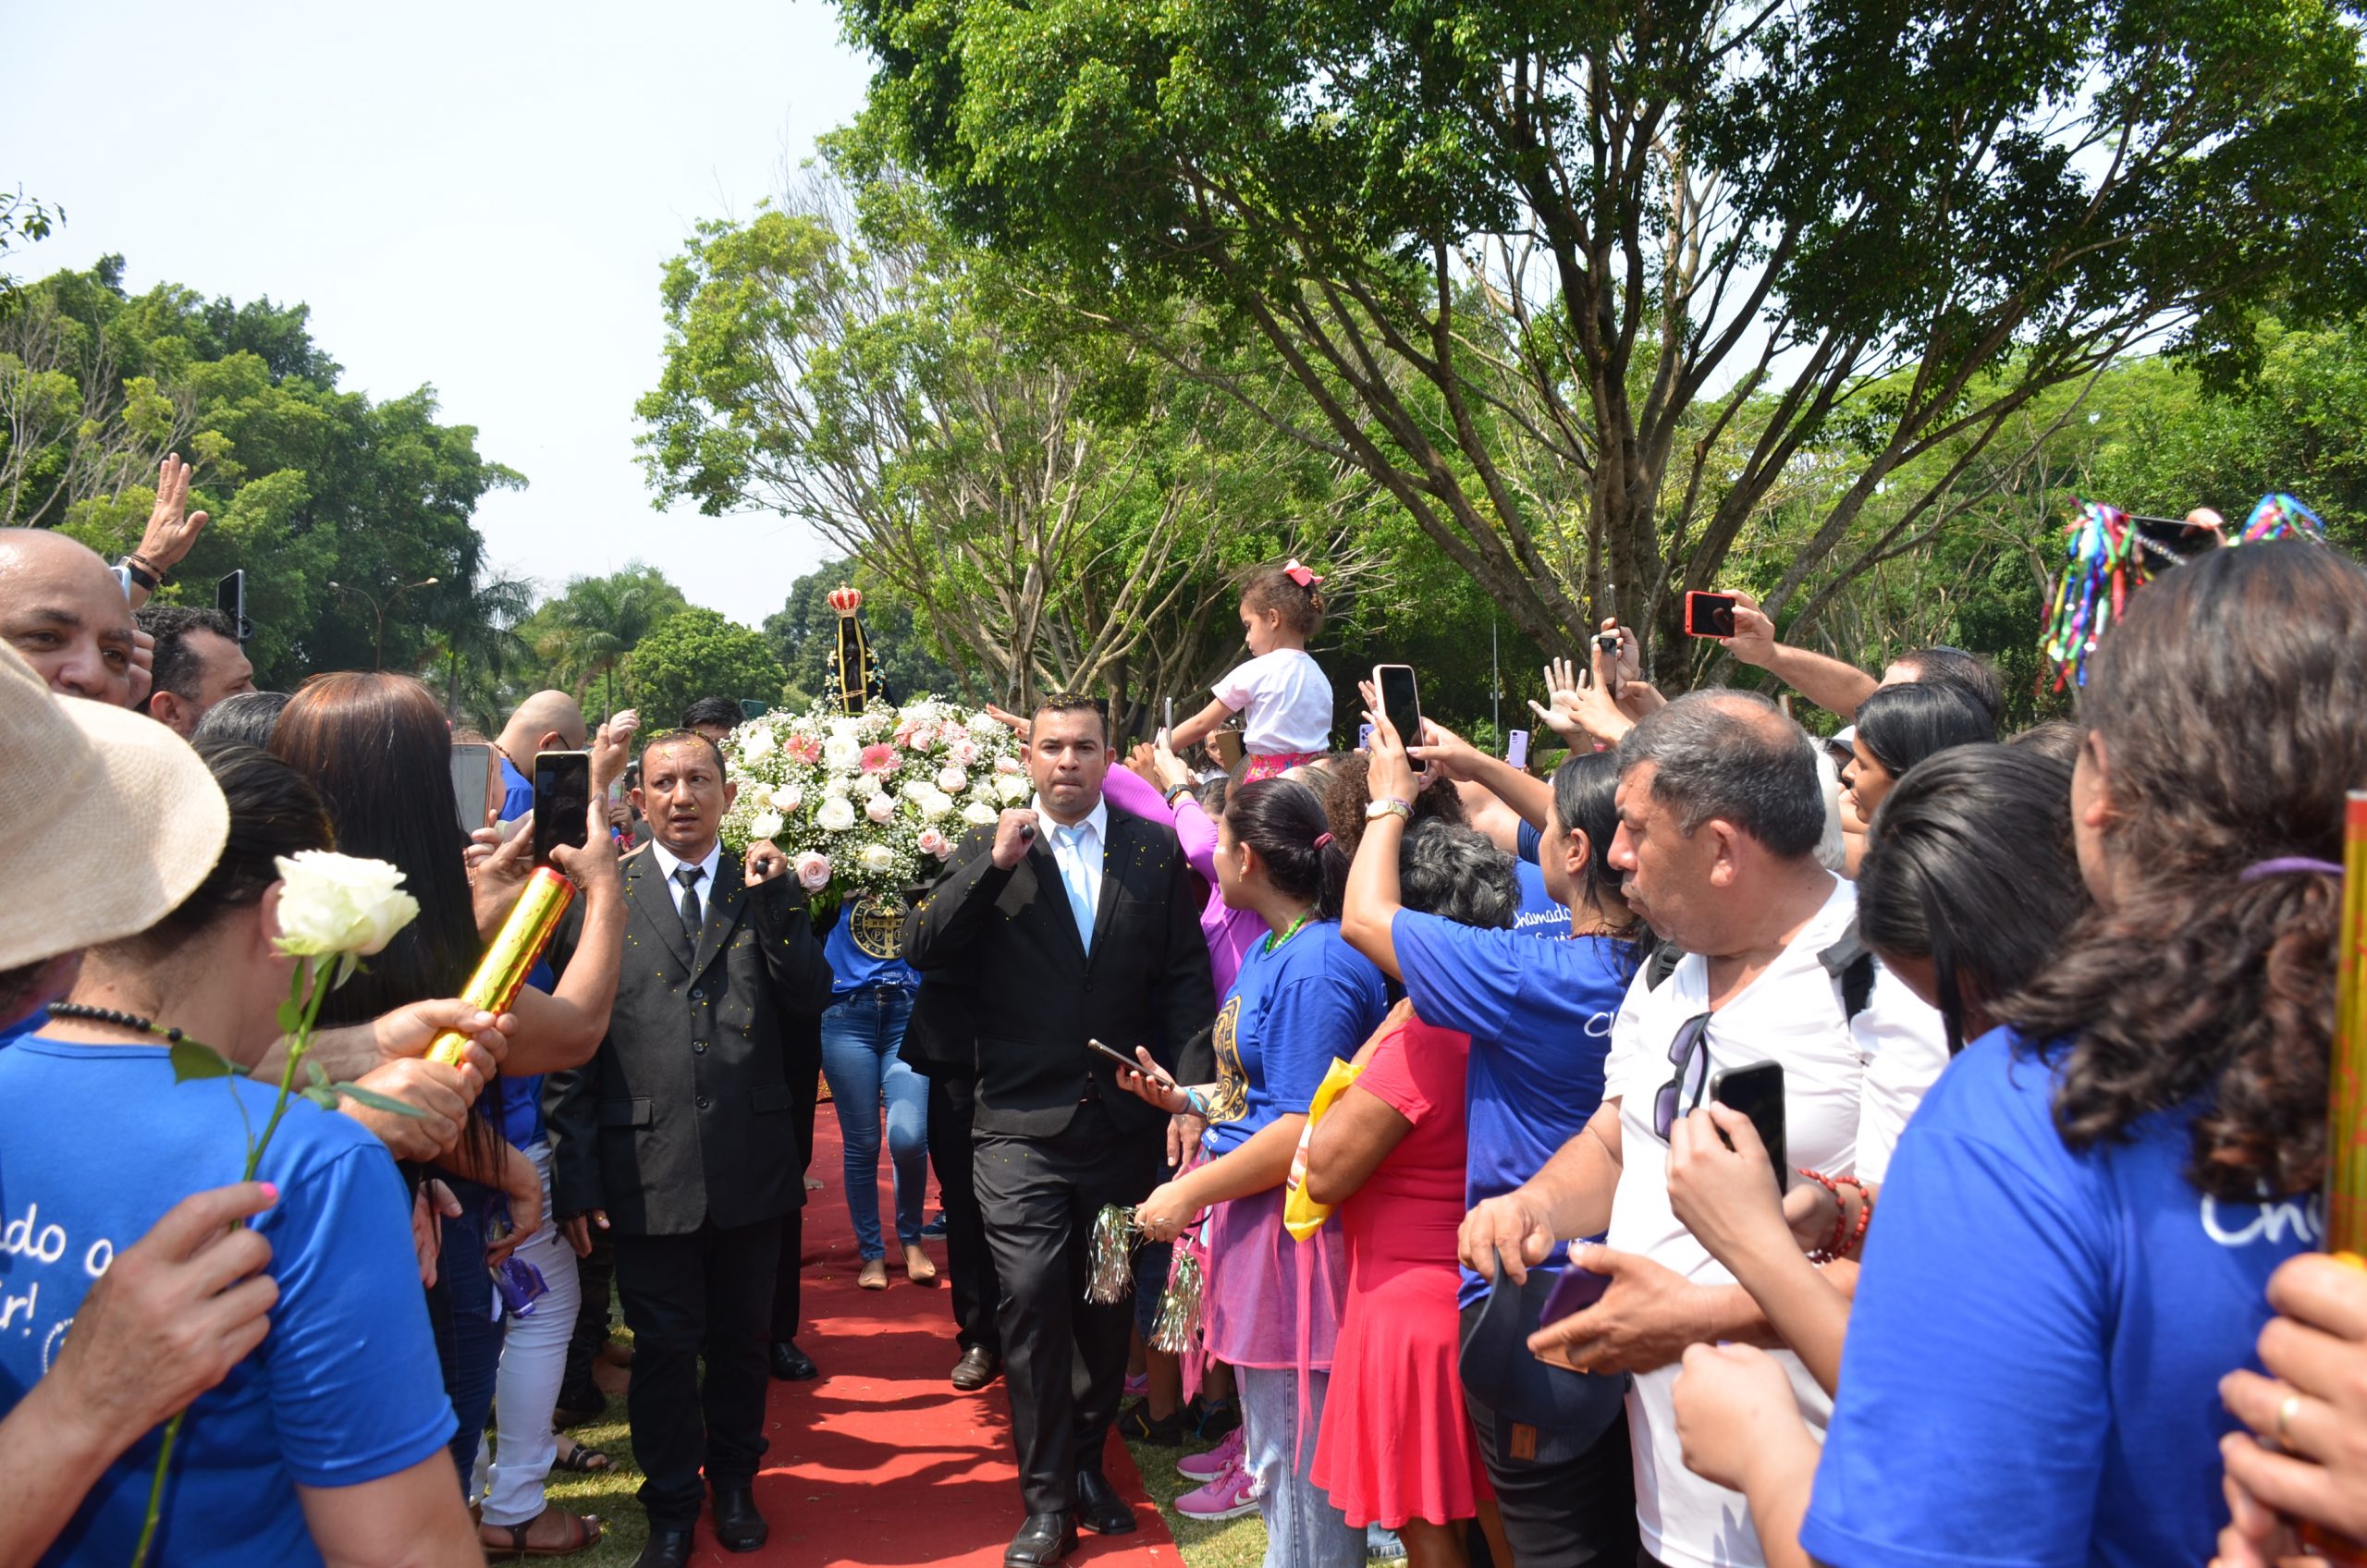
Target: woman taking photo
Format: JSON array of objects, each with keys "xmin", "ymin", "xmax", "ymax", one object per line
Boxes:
[
  {"xmin": 272, "ymin": 672, "xmax": 623, "ymax": 1550},
  {"xmin": 1793, "ymin": 542, "xmax": 2367, "ymax": 1568},
  {"xmin": 1119, "ymin": 778, "xmax": 1387, "ymax": 1568},
  {"xmin": 1306, "ymin": 821, "xmax": 1520, "ymax": 1568},
  {"xmin": 0, "ymin": 742, "xmax": 479, "ymax": 1565}
]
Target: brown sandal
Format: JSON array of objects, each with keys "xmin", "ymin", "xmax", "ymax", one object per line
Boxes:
[{"xmin": 481, "ymin": 1506, "xmax": 604, "ymax": 1558}]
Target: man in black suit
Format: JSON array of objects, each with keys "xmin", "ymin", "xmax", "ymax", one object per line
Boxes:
[
  {"xmin": 902, "ymin": 694, "xmax": 1214, "ymax": 1568},
  {"xmin": 549, "ymin": 730, "xmax": 833, "ymax": 1568}
]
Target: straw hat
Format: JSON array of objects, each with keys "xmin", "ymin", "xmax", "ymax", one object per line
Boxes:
[{"xmin": 0, "ymin": 643, "xmax": 229, "ymax": 971}]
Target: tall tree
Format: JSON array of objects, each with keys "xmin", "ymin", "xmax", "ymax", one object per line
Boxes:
[
  {"xmin": 625, "ymin": 606, "xmax": 791, "ymax": 723},
  {"xmin": 843, "ymin": 0, "xmax": 2367, "ymax": 680},
  {"xmin": 526, "ymin": 563, "xmax": 690, "ymax": 719},
  {"xmin": 638, "ymin": 133, "xmax": 1391, "ymax": 717}
]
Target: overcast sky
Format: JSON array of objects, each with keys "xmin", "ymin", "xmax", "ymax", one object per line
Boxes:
[{"xmin": 3, "ymin": 0, "xmax": 870, "ymax": 627}]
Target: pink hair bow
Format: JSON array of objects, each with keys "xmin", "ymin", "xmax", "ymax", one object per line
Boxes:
[{"xmin": 1283, "ymin": 558, "xmax": 1323, "ymax": 588}]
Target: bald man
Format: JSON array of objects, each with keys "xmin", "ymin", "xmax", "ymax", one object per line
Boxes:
[
  {"xmin": 494, "ymin": 692, "xmax": 592, "ymax": 822},
  {"xmin": 0, "ymin": 529, "xmax": 145, "ymax": 707}
]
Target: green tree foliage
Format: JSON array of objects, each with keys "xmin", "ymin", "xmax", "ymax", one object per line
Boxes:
[
  {"xmin": 638, "ymin": 132, "xmax": 1395, "ymax": 721},
  {"xmin": 842, "ymin": 0, "xmax": 2367, "ymax": 683},
  {"xmin": 521, "ymin": 563, "xmax": 690, "ymax": 720},
  {"xmin": 0, "ymin": 258, "xmax": 522, "ymax": 687},
  {"xmin": 766, "ymin": 562, "xmax": 963, "ymax": 708},
  {"xmin": 626, "ymin": 606, "xmax": 791, "ymax": 722}
]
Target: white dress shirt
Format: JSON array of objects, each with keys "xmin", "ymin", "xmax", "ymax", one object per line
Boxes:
[
  {"xmin": 648, "ymin": 837, "xmax": 725, "ymax": 926},
  {"xmin": 1031, "ymin": 793, "xmax": 1108, "ymax": 946}
]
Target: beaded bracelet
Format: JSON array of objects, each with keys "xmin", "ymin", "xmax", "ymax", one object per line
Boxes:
[{"xmin": 1797, "ymin": 1168, "xmax": 1861, "ymax": 1262}]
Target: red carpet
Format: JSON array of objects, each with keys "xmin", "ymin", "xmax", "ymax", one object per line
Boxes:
[{"xmin": 736, "ymin": 1110, "xmax": 1182, "ymax": 1568}]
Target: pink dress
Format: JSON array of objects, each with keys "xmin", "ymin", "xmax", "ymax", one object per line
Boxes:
[{"xmin": 1309, "ymin": 1015, "xmax": 1492, "ymax": 1528}]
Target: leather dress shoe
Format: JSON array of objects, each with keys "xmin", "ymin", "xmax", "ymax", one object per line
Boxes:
[
  {"xmin": 1073, "ymin": 1468, "xmax": 1136, "ymax": 1536},
  {"xmin": 769, "ymin": 1339, "xmax": 818, "ymax": 1381},
  {"xmin": 633, "ymin": 1525, "xmax": 696, "ymax": 1568},
  {"xmin": 1004, "ymin": 1512, "xmax": 1077, "ymax": 1567},
  {"xmin": 950, "ymin": 1345, "xmax": 1001, "ymax": 1391},
  {"xmin": 712, "ymin": 1488, "xmax": 768, "ymax": 1553}
]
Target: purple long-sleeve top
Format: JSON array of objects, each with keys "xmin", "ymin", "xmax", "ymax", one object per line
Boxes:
[{"xmin": 1102, "ymin": 765, "xmax": 1269, "ymax": 1001}]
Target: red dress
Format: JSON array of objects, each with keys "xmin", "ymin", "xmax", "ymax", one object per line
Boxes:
[{"xmin": 1309, "ymin": 1013, "xmax": 1493, "ymax": 1527}]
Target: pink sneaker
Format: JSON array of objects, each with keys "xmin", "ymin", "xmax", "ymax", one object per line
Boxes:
[
  {"xmin": 1175, "ymin": 1425, "xmax": 1244, "ymax": 1483},
  {"xmin": 1172, "ymin": 1453, "xmax": 1259, "ymax": 1522}
]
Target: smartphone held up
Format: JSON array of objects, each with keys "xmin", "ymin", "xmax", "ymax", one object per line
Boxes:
[
  {"xmin": 532, "ymin": 751, "xmax": 592, "ymax": 867},
  {"xmin": 1371, "ymin": 663, "xmax": 1425, "ymax": 771},
  {"xmin": 1684, "ymin": 592, "xmax": 1738, "ymax": 640}
]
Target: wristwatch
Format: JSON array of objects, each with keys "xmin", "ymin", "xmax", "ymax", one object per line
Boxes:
[{"xmin": 1365, "ymin": 799, "xmax": 1413, "ymax": 823}]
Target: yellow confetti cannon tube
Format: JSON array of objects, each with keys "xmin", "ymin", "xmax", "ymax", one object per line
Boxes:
[
  {"xmin": 2302, "ymin": 792, "xmax": 2367, "ymax": 1563},
  {"xmin": 426, "ymin": 865, "xmax": 577, "ymax": 1066}
]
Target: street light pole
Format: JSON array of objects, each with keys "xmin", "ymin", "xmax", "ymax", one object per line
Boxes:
[{"xmin": 327, "ymin": 576, "xmax": 439, "ymax": 669}]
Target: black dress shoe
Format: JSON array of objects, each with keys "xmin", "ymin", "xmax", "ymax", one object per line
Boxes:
[
  {"xmin": 1004, "ymin": 1512, "xmax": 1077, "ymax": 1567},
  {"xmin": 633, "ymin": 1525, "xmax": 696, "ymax": 1568},
  {"xmin": 769, "ymin": 1340, "xmax": 818, "ymax": 1381},
  {"xmin": 712, "ymin": 1487, "xmax": 768, "ymax": 1553},
  {"xmin": 1073, "ymin": 1468, "xmax": 1136, "ymax": 1536},
  {"xmin": 950, "ymin": 1345, "xmax": 1001, "ymax": 1391}
]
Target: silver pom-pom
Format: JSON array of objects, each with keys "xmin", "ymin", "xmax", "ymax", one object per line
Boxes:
[
  {"xmin": 1149, "ymin": 1248, "xmax": 1203, "ymax": 1353},
  {"xmin": 1085, "ymin": 1204, "xmax": 1139, "ymax": 1304}
]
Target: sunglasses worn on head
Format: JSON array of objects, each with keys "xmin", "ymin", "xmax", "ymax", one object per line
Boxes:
[{"xmin": 1654, "ymin": 1011, "xmax": 1712, "ymax": 1142}]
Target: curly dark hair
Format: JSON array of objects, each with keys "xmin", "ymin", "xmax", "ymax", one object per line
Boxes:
[
  {"xmin": 1240, "ymin": 564, "xmax": 1325, "ymax": 638},
  {"xmin": 1317, "ymin": 753, "xmax": 1466, "ymax": 859},
  {"xmin": 2003, "ymin": 542, "xmax": 2367, "ymax": 1201}
]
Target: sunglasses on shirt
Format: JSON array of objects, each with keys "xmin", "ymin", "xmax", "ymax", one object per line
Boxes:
[{"xmin": 1653, "ymin": 1011, "xmax": 1712, "ymax": 1142}]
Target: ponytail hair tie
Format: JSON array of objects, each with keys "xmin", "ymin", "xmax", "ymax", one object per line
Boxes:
[
  {"xmin": 2239, "ymin": 856, "xmax": 2344, "ymax": 883},
  {"xmin": 1314, "ymin": 831, "xmax": 1335, "ymax": 850},
  {"xmin": 1283, "ymin": 558, "xmax": 1324, "ymax": 589}
]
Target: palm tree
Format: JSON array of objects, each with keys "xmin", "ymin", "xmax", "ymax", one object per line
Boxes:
[
  {"xmin": 532, "ymin": 565, "xmax": 687, "ymax": 720},
  {"xmin": 423, "ymin": 571, "xmax": 542, "ymax": 729}
]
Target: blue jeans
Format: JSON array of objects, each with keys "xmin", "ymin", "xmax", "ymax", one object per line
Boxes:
[
  {"xmin": 1240, "ymin": 1364, "xmax": 1362, "ymax": 1568},
  {"xmin": 818, "ymin": 986, "xmax": 927, "ymax": 1259}
]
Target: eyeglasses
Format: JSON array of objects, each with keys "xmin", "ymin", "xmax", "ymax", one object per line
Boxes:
[{"xmin": 1653, "ymin": 1011, "xmax": 1712, "ymax": 1142}]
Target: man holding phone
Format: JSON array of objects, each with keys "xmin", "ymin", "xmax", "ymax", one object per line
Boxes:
[
  {"xmin": 1459, "ymin": 692, "xmax": 1946, "ymax": 1568},
  {"xmin": 902, "ymin": 694, "xmax": 1213, "ymax": 1568},
  {"xmin": 132, "ymin": 604, "xmax": 255, "ymax": 737}
]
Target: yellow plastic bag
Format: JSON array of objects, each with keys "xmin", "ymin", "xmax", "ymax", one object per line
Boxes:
[{"xmin": 1282, "ymin": 1055, "xmax": 1365, "ymax": 1241}]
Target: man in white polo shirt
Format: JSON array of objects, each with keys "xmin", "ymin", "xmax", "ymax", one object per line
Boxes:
[{"xmin": 1462, "ymin": 690, "xmax": 1946, "ymax": 1568}]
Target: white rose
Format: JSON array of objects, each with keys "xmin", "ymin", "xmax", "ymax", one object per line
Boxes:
[
  {"xmin": 967, "ymin": 710, "xmax": 1002, "ymax": 735},
  {"xmin": 817, "ymin": 796, "xmax": 858, "ymax": 832},
  {"xmin": 859, "ymin": 842, "xmax": 895, "ymax": 875},
  {"xmin": 822, "ymin": 735, "xmax": 862, "ymax": 771},
  {"xmin": 918, "ymin": 827, "xmax": 952, "ymax": 858},
  {"xmin": 828, "ymin": 716, "xmax": 863, "ymax": 741},
  {"xmin": 823, "ymin": 772, "xmax": 852, "ymax": 798},
  {"xmin": 740, "ymin": 726, "xmax": 776, "ymax": 762},
  {"xmin": 793, "ymin": 851, "xmax": 832, "ymax": 891},
  {"xmin": 749, "ymin": 810, "xmax": 785, "ymax": 840},
  {"xmin": 937, "ymin": 765, "xmax": 969, "ymax": 794},
  {"xmin": 769, "ymin": 785, "xmax": 802, "ymax": 814},
  {"xmin": 916, "ymin": 787, "xmax": 953, "ymax": 820},
  {"xmin": 997, "ymin": 773, "xmax": 1033, "ymax": 803},
  {"xmin": 274, "ymin": 851, "xmax": 421, "ymax": 965},
  {"xmin": 962, "ymin": 801, "xmax": 999, "ymax": 827},
  {"xmin": 865, "ymin": 792, "xmax": 897, "ymax": 824}
]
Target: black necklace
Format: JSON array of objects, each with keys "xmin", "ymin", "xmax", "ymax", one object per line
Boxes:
[{"xmin": 46, "ymin": 1001, "xmax": 184, "ymax": 1043}]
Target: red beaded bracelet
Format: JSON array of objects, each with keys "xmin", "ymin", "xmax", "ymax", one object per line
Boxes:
[{"xmin": 1797, "ymin": 1169, "xmax": 1861, "ymax": 1262}]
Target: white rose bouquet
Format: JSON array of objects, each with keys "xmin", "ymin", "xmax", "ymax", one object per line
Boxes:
[{"xmin": 717, "ymin": 697, "xmax": 1027, "ymax": 901}]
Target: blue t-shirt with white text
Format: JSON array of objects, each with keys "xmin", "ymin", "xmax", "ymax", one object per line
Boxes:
[
  {"xmin": 1394, "ymin": 913, "xmax": 1630, "ymax": 1307},
  {"xmin": 1202, "ymin": 922, "xmax": 1386, "ymax": 1158},
  {"xmin": 1802, "ymin": 1028, "xmax": 2309, "ymax": 1568},
  {"xmin": 0, "ymin": 1036, "xmax": 455, "ymax": 1567}
]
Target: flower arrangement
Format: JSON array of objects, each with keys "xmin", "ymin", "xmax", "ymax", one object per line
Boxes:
[{"xmin": 717, "ymin": 697, "xmax": 1029, "ymax": 900}]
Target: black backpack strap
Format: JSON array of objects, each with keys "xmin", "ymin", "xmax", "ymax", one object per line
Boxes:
[
  {"xmin": 1819, "ymin": 919, "xmax": 1878, "ymax": 1023},
  {"xmin": 1644, "ymin": 937, "xmax": 1686, "ymax": 991}
]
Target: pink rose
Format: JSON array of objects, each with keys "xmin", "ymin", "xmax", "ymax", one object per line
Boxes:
[
  {"xmin": 918, "ymin": 827, "xmax": 951, "ymax": 859},
  {"xmin": 860, "ymin": 742, "xmax": 902, "ymax": 775},
  {"xmin": 994, "ymin": 755, "xmax": 1023, "ymax": 775},
  {"xmin": 793, "ymin": 851, "xmax": 832, "ymax": 891},
  {"xmin": 948, "ymin": 738, "xmax": 981, "ymax": 766}
]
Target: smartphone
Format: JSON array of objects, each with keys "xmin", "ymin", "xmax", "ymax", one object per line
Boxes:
[
  {"xmin": 1596, "ymin": 630, "xmax": 1625, "ymax": 698},
  {"xmin": 1505, "ymin": 729, "xmax": 1531, "ymax": 769},
  {"xmin": 1372, "ymin": 664, "xmax": 1425, "ymax": 771},
  {"xmin": 532, "ymin": 751, "xmax": 592, "ymax": 867},
  {"xmin": 1709, "ymin": 1060, "xmax": 1788, "ymax": 1194},
  {"xmin": 449, "ymin": 742, "xmax": 493, "ymax": 833},
  {"xmin": 216, "ymin": 570, "xmax": 249, "ymax": 643},
  {"xmin": 1357, "ymin": 722, "xmax": 1374, "ymax": 751},
  {"xmin": 1538, "ymin": 1250, "xmax": 1613, "ymax": 1323},
  {"xmin": 1163, "ymin": 697, "xmax": 1175, "ymax": 736},
  {"xmin": 1085, "ymin": 1036, "xmax": 1171, "ymax": 1086},
  {"xmin": 1684, "ymin": 592, "xmax": 1737, "ymax": 639}
]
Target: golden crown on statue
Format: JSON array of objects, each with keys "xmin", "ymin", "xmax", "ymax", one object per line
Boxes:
[{"xmin": 828, "ymin": 585, "xmax": 865, "ymax": 617}]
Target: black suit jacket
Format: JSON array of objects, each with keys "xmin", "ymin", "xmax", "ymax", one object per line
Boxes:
[
  {"xmin": 901, "ymin": 802, "xmax": 1214, "ymax": 1137},
  {"xmin": 547, "ymin": 846, "xmax": 833, "ymax": 1235}
]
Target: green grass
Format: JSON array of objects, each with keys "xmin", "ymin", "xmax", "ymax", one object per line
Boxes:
[{"xmin": 1122, "ymin": 1427, "xmax": 1268, "ymax": 1568}]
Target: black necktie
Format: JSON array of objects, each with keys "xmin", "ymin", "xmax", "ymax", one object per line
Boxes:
[{"xmin": 673, "ymin": 864, "xmax": 704, "ymax": 939}]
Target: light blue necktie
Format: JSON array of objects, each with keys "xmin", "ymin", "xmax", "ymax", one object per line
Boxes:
[{"xmin": 1053, "ymin": 824, "xmax": 1096, "ymax": 954}]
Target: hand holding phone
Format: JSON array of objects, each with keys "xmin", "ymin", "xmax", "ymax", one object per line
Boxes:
[
  {"xmin": 1685, "ymin": 592, "xmax": 1738, "ymax": 640},
  {"xmin": 1505, "ymin": 729, "xmax": 1531, "ymax": 769},
  {"xmin": 450, "ymin": 742, "xmax": 494, "ymax": 833},
  {"xmin": 532, "ymin": 752, "xmax": 593, "ymax": 867},
  {"xmin": 1708, "ymin": 1061, "xmax": 1787, "ymax": 1194},
  {"xmin": 1371, "ymin": 664, "xmax": 1425, "ymax": 772}
]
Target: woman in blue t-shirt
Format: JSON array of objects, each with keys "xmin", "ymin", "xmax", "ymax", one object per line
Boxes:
[
  {"xmin": 1343, "ymin": 724, "xmax": 1643, "ymax": 1568},
  {"xmin": 1788, "ymin": 542, "xmax": 2367, "ymax": 1568},
  {"xmin": 0, "ymin": 742, "xmax": 476, "ymax": 1566},
  {"xmin": 1120, "ymin": 778, "xmax": 1386, "ymax": 1568}
]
